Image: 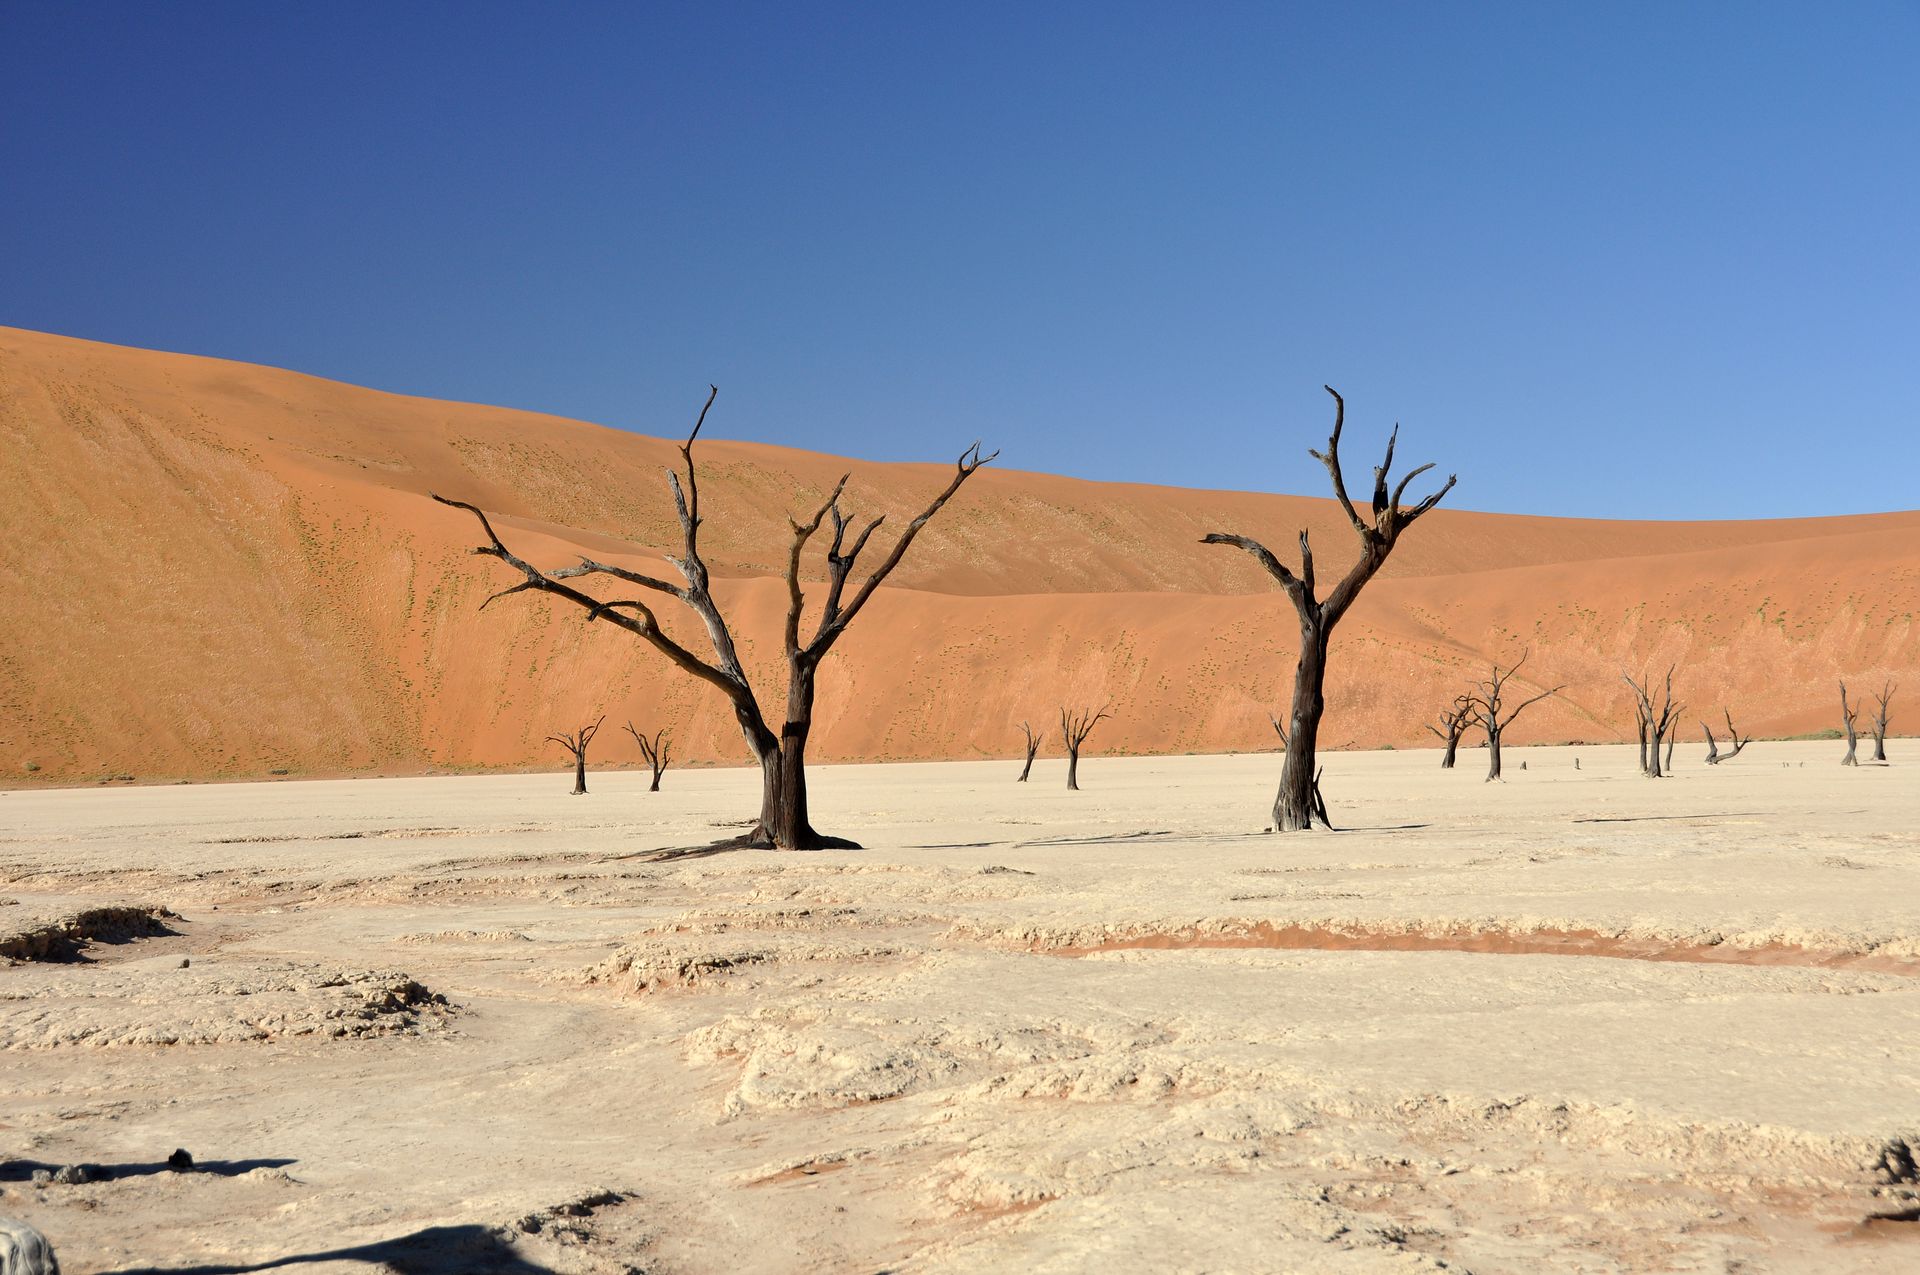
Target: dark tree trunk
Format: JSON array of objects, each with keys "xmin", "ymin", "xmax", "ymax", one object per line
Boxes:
[
  {"xmin": 1472, "ymin": 655, "xmax": 1559, "ymax": 784},
  {"xmin": 548, "ymin": 716, "xmax": 603, "ymax": 797},
  {"xmin": 1427, "ymin": 694, "xmax": 1472, "ymax": 769},
  {"xmin": 1841, "ymin": 681, "xmax": 1860, "ymax": 766},
  {"xmin": 1274, "ymin": 616, "xmax": 1328, "ymax": 830},
  {"xmin": 1016, "ymin": 721, "xmax": 1041, "ymax": 782},
  {"xmin": 1870, "ymin": 680, "xmax": 1894, "ymax": 762},
  {"xmin": 1060, "ymin": 706, "xmax": 1110, "ymax": 793},
  {"xmin": 1702, "ymin": 710, "xmax": 1749, "ymax": 766},
  {"xmin": 623, "ymin": 722, "xmax": 670, "ymax": 792},
  {"xmin": 743, "ymin": 662, "xmax": 855, "ymax": 850},
  {"xmin": 1625, "ymin": 668, "xmax": 1681, "ymax": 779},
  {"xmin": 1201, "ymin": 387, "xmax": 1456, "ymax": 834}
]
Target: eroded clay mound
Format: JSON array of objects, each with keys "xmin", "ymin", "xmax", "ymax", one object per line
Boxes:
[
  {"xmin": 1, "ymin": 958, "xmax": 449, "ymax": 1048},
  {"xmin": 1, "ymin": 904, "xmax": 178, "ymax": 962}
]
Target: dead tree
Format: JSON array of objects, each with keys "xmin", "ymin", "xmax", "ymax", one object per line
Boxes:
[
  {"xmin": 1840, "ymin": 681, "xmax": 1860, "ymax": 766},
  {"xmin": 1623, "ymin": 667, "xmax": 1684, "ymax": 778},
  {"xmin": 1202, "ymin": 387, "xmax": 1455, "ymax": 829},
  {"xmin": 548, "ymin": 715, "xmax": 605, "ymax": 796},
  {"xmin": 1015, "ymin": 721, "xmax": 1043, "ymax": 782},
  {"xmin": 1060, "ymin": 705, "xmax": 1110, "ymax": 791},
  {"xmin": 622, "ymin": 722, "xmax": 671, "ymax": 791},
  {"xmin": 437, "ymin": 387, "xmax": 994, "ymax": 849},
  {"xmin": 1701, "ymin": 710, "xmax": 1750, "ymax": 765},
  {"xmin": 1870, "ymin": 680, "xmax": 1895, "ymax": 762},
  {"xmin": 1425, "ymin": 694, "xmax": 1475, "ymax": 769},
  {"xmin": 1473, "ymin": 655, "xmax": 1561, "ymax": 782}
]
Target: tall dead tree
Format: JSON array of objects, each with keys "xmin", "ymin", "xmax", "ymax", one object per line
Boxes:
[
  {"xmin": 1701, "ymin": 710, "xmax": 1750, "ymax": 765},
  {"xmin": 1202, "ymin": 388, "xmax": 1455, "ymax": 830},
  {"xmin": 1015, "ymin": 721, "xmax": 1043, "ymax": 782},
  {"xmin": 622, "ymin": 722, "xmax": 671, "ymax": 792},
  {"xmin": 438, "ymin": 387, "xmax": 994, "ymax": 849},
  {"xmin": 1060, "ymin": 705, "xmax": 1110, "ymax": 791},
  {"xmin": 548, "ymin": 715, "xmax": 605, "ymax": 796},
  {"xmin": 1472, "ymin": 655, "xmax": 1561, "ymax": 782},
  {"xmin": 1840, "ymin": 681, "xmax": 1860, "ymax": 766},
  {"xmin": 1426, "ymin": 694, "xmax": 1475, "ymax": 769},
  {"xmin": 1623, "ymin": 667, "xmax": 1684, "ymax": 778},
  {"xmin": 1870, "ymin": 680, "xmax": 1895, "ymax": 762}
]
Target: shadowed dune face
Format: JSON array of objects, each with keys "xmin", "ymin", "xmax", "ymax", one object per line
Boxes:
[{"xmin": 3, "ymin": 324, "xmax": 1916, "ymax": 783}]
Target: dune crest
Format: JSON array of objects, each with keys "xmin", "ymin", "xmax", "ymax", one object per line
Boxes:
[{"xmin": 3, "ymin": 325, "xmax": 1915, "ymax": 783}]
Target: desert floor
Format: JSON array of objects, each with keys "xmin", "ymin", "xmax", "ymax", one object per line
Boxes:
[{"xmin": 2, "ymin": 743, "xmax": 1917, "ymax": 1274}]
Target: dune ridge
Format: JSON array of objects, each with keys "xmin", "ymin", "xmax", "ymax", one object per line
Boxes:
[{"xmin": 3, "ymin": 324, "xmax": 1915, "ymax": 784}]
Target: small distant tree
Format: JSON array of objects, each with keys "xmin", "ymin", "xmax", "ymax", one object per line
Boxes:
[
  {"xmin": 1840, "ymin": 681, "xmax": 1861, "ymax": 766},
  {"xmin": 1426, "ymin": 694, "xmax": 1475, "ymax": 769},
  {"xmin": 1869, "ymin": 680, "xmax": 1895, "ymax": 763},
  {"xmin": 1472, "ymin": 655, "xmax": 1562, "ymax": 782},
  {"xmin": 1701, "ymin": 710, "xmax": 1750, "ymax": 765},
  {"xmin": 1015, "ymin": 721, "xmax": 1043, "ymax": 782},
  {"xmin": 1202, "ymin": 387, "xmax": 1455, "ymax": 830},
  {"xmin": 438, "ymin": 386, "xmax": 995, "ymax": 849},
  {"xmin": 1060, "ymin": 705, "xmax": 1110, "ymax": 791},
  {"xmin": 1623, "ymin": 667, "xmax": 1684, "ymax": 778},
  {"xmin": 549, "ymin": 716, "xmax": 605, "ymax": 795},
  {"xmin": 623, "ymin": 722, "xmax": 671, "ymax": 791}
]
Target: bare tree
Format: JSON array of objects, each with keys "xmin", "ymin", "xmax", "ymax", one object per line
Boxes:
[
  {"xmin": 1015, "ymin": 720, "xmax": 1043, "ymax": 782},
  {"xmin": 1471, "ymin": 655, "xmax": 1561, "ymax": 782},
  {"xmin": 548, "ymin": 716, "xmax": 605, "ymax": 796},
  {"xmin": 622, "ymin": 721, "xmax": 671, "ymax": 792},
  {"xmin": 437, "ymin": 387, "xmax": 995, "ymax": 849},
  {"xmin": 1840, "ymin": 681, "xmax": 1860, "ymax": 766},
  {"xmin": 1060, "ymin": 705, "xmax": 1110, "ymax": 792},
  {"xmin": 1870, "ymin": 680, "xmax": 1895, "ymax": 762},
  {"xmin": 1623, "ymin": 667, "xmax": 1684, "ymax": 778},
  {"xmin": 1701, "ymin": 710, "xmax": 1750, "ymax": 765},
  {"xmin": 1202, "ymin": 388, "xmax": 1455, "ymax": 830},
  {"xmin": 1425, "ymin": 694, "xmax": 1475, "ymax": 769}
]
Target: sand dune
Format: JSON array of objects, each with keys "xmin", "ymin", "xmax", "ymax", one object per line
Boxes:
[{"xmin": 2, "ymin": 325, "xmax": 1914, "ymax": 784}]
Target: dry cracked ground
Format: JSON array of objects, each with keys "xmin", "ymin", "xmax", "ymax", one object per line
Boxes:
[{"xmin": 2, "ymin": 743, "xmax": 1917, "ymax": 1273}]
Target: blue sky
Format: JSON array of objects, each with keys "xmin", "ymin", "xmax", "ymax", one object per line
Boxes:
[{"xmin": 2, "ymin": 2, "xmax": 1914, "ymax": 519}]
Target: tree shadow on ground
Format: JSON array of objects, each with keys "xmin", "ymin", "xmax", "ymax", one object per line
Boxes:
[
  {"xmin": 1572, "ymin": 812, "xmax": 1762, "ymax": 823},
  {"xmin": 102, "ymin": 1224, "xmax": 552, "ymax": 1275},
  {"xmin": 0, "ymin": 1157, "xmax": 294, "ymax": 1182}
]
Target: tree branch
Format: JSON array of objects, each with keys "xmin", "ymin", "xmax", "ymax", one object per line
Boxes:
[
  {"xmin": 1307, "ymin": 386, "xmax": 1369, "ymax": 538},
  {"xmin": 806, "ymin": 442, "xmax": 996, "ymax": 657}
]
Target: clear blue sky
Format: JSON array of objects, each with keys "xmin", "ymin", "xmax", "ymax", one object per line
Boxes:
[{"xmin": 3, "ymin": 2, "xmax": 1914, "ymax": 519}]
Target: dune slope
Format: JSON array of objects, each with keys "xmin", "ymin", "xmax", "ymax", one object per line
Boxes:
[{"xmin": 2, "ymin": 326, "xmax": 1914, "ymax": 783}]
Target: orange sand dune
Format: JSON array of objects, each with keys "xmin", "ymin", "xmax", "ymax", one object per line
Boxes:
[{"xmin": 2, "ymin": 325, "xmax": 1914, "ymax": 783}]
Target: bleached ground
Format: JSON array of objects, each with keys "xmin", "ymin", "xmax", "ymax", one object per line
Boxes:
[{"xmin": 2, "ymin": 743, "xmax": 1917, "ymax": 1273}]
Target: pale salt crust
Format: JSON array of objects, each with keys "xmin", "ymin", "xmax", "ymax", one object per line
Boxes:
[{"xmin": 2, "ymin": 741, "xmax": 1916, "ymax": 1272}]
